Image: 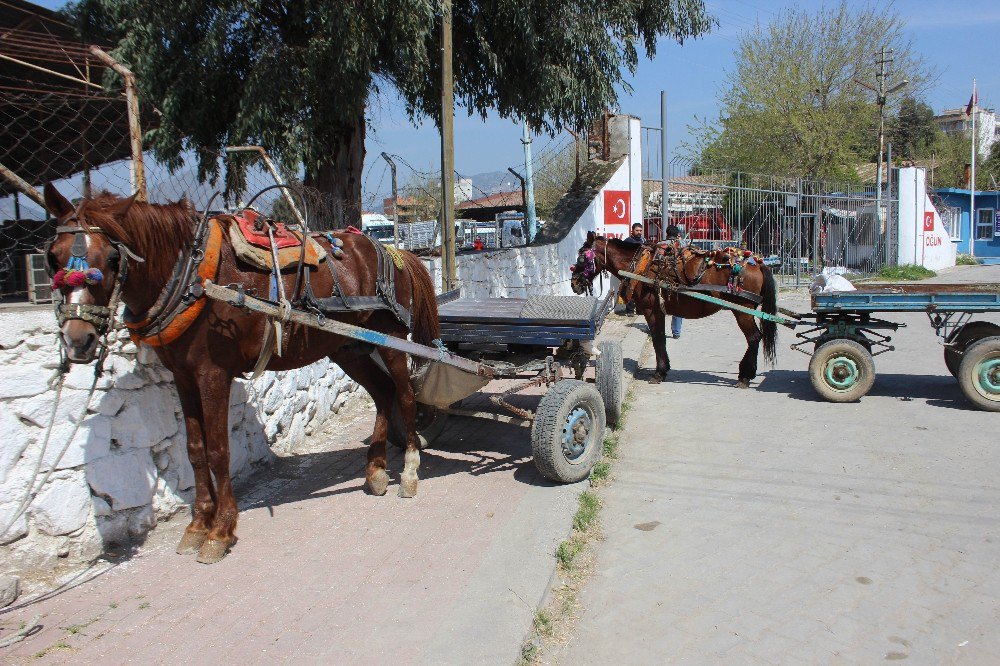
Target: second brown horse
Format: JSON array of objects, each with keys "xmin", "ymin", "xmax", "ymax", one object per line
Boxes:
[{"xmin": 571, "ymin": 232, "xmax": 778, "ymax": 386}]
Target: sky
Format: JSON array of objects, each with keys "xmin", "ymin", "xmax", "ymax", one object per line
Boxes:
[{"xmin": 28, "ymin": 0, "xmax": 1000, "ymax": 207}]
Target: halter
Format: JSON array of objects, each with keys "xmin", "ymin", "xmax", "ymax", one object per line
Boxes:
[{"xmin": 46, "ymin": 221, "xmax": 145, "ymax": 365}]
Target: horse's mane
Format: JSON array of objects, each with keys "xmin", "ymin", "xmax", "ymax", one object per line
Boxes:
[{"xmin": 80, "ymin": 192, "xmax": 197, "ymax": 281}]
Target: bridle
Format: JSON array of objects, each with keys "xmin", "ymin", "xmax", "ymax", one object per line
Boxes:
[{"xmin": 45, "ymin": 218, "xmax": 145, "ymax": 365}]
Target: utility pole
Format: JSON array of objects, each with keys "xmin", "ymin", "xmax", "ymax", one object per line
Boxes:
[
  {"xmin": 521, "ymin": 122, "xmax": 537, "ymax": 242},
  {"xmin": 857, "ymin": 48, "xmax": 907, "ymax": 233},
  {"xmin": 381, "ymin": 152, "xmax": 398, "ymax": 247},
  {"xmin": 660, "ymin": 90, "xmax": 669, "ymax": 240},
  {"xmin": 439, "ymin": 0, "xmax": 456, "ymax": 291}
]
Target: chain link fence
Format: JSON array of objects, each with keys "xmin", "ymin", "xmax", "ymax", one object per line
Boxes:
[{"xmin": 641, "ymin": 158, "xmax": 899, "ymax": 286}]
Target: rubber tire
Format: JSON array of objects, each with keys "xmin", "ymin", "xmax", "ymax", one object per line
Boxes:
[
  {"xmin": 944, "ymin": 322, "xmax": 1000, "ymax": 377},
  {"xmin": 530, "ymin": 379, "xmax": 606, "ymax": 483},
  {"xmin": 596, "ymin": 340, "xmax": 624, "ymax": 428},
  {"xmin": 388, "ymin": 401, "xmax": 449, "ymax": 450},
  {"xmin": 957, "ymin": 336, "xmax": 1000, "ymax": 412},
  {"xmin": 809, "ymin": 339, "xmax": 876, "ymax": 403}
]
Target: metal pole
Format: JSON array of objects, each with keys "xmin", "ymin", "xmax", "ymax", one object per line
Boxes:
[
  {"xmin": 13, "ymin": 191, "xmax": 21, "ymax": 220},
  {"xmin": 886, "ymin": 142, "xmax": 894, "ymax": 266},
  {"xmin": 660, "ymin": 90, "xmax": 668, "ymax": 239},
  {"xmin": 970, "ymin": 78, "xmax": 977, "ymax": 259},
  {"xmin": 381, "ymin": 152, "xmax": 398, "ymax": 246},
  {"xmin": 440, "ymin": 0, "xmax": 456, "ymax": 290},
  {"xmin": 89, "ymin": 46, "xmax": 147, "ymax": 202},
  {"xmin": 507, "ymin": 167, "xmax": 526, "ymax": 222},
  {"xmin": 875, "ymin": 48, "xmax": 886, "ymax": 238},
  {"xmin": 521, "ymin": 122, "xmax": 537, "ymax": 241},
  {"xmin": 225, "ymin": 146, "xmax": 305, "ymax": 227},
  {"xmin": 795, "ymin": 178, "xmax": 802, "ymax": 287}
]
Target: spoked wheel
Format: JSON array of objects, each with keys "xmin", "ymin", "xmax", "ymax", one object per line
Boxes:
[
  {"xmin": 809, "ymin": 339, "xmax": 876, "ymax": 403},
  {"xmin": 596, "ymin": 340, "xmax": 624, "ymax": 428},
  {"xmin": 388, "ymin": 401, "xmax": 450, "ymax": 450},
  {"xmin": 944, "ymin": 322, "xmax": 1000, "ymax": 377},
  {"xmin": 531, "ymin": 380, "xmax": 605, "ymax": 483},
  {"xmin": 957, "ymin": 336, "xmax": 1000, "ymax": 412}
]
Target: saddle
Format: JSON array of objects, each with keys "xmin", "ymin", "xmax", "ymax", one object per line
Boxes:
[{"xmin": 228, "ymin": 209, "xmax": 326, "ymax": 271}]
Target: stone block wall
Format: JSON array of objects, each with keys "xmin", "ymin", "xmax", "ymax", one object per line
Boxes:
[{"xmin": 0, "ymin": 310, "xmax": 358, "ymax": 573}]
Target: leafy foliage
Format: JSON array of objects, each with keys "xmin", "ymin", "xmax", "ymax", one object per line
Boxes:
[
  {"xmin": 71, "ymin": 0, "xmax": 714, "ymax": 211},
  {"xmin": 889, "ymin": 96, "xmax": 938, "ymax": 161},
  {"xmin": 689, "ymin": 1, "xmax": 929, "ymax": 180}
]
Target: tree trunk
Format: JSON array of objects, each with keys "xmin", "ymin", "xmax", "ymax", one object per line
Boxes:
[{"xmin": 305, "ymin": 109, "xmax": 365, "ymax": 229}]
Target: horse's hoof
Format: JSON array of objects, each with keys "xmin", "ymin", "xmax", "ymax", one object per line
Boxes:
[
  {"xmin": 366, "ymin": 469, "xmax": 390, "ymax": 496},
  {"xmin": 735, "ymin": 380, "xmax": 751, "ymax": 389},
  {"xmin": 196, "ymin": 538, "xmax": 233, "ymax": 564},
  {"xmin": 398, "ymin": 476, "xmax": 418, "ymax": 498},
  {"xmin": 648, "ymin": 376, "xmax": 662, "ymax": 385},
  {"xmin": 176, "ymin": 530, "xmax": 207, "ymax": 555}
]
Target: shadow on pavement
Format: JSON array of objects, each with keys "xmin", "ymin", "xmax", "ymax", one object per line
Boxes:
[{"xmin": 756, "ymin": 369, "xmax": 973, "ymax": 410}]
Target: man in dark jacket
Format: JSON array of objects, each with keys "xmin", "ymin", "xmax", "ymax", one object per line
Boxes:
[
  {"xmin": 622, "ymin": 223, "xmax": 644, "ymax": 314},
  {"xmin": 665, "ymin": 225, "xmax": 684, "ymax": 338}
]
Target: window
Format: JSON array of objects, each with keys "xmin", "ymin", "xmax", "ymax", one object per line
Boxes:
[
  {"xmin": 940, "ymin": 206, "xmax": 961, "ymax": 240},
  {"xmin": 976, "ymin": 208, "xmax": 995, "ymax": 241}
]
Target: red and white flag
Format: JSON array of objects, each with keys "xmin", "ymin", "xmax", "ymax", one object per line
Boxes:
[{"xmin": 965, "ymin": 86, "xmax": 978, "ymax": 117}]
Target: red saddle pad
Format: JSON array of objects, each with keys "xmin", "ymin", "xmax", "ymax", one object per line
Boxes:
[{"xmin": 234, "ymin": 209, "xmax": 302, "ymax": 250}]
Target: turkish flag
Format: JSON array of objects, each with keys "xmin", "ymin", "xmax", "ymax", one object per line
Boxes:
[
  {"xmin": 604, "ymin": 190, "xmax": 630, "ymax": 229},
  {"xmin": 923, "ymin": 211, "xmax": 934, "ymax": 232}
]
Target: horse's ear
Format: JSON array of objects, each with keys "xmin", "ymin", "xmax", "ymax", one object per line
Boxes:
[
  {"xmin": 585, "ymin": 230, "xmax": 595, "ymax": 246},
  {"xmin": 107, "ymin": 193, "xmax": 138, "ymax": 218},
  {"xmin": 43, "ymin": 182, "xmax": 74, "ymax": 218}
]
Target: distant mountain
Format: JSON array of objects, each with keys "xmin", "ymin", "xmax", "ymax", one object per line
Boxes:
[{"xmin": 468, "ymin": 170, "xmax": 521, "ymax": 195}]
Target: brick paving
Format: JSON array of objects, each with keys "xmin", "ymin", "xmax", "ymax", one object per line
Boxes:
[
  {"xmin": 1, "ymin": 317, "xmax": 635, "ymax": 664},
  {"xmin": 556, "ymin": 270, "xmax": 1000, "ymax": 664}
]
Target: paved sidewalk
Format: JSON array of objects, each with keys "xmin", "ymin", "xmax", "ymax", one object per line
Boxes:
[
  {"xmin": 1, "ymin": 318, "xmax": 638, "ymax": 665},
  {"xmin": 557, "ymin": 286, "xmax": 1000, "ymax": 664}
]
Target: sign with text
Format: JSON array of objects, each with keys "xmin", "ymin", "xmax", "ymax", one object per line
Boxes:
[
  {"xmin": 995, "ymin": 210, "xmax": 1000, "ymax": 237},
  {"xmin": 923, "ymin": 211, "xmax": 935, "ymax": 232},
  {"xmin": 603, "ymin": 190, "xmax": 631, "ymax": 234}
]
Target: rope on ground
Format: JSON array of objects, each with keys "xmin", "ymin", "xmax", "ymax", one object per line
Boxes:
[{"xmin": 0, "ymin": 614, "xmax": 42, "ymax": 649}]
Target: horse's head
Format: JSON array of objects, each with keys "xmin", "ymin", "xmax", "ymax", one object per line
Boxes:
[
  {"xmin": 43, "ymin": 183, "xmax": 139, "ymax": 363},
  {"xmin": 570, "ymin": 231, "xmax": 602, "ymax": 295}
]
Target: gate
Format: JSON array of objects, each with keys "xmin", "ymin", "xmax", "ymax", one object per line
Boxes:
[{"xmin": 639, "ymin": 140, "xmax": 899, "ymax": 286}]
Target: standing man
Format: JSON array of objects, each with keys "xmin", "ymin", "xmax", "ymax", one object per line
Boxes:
[
  {"xmin": 621, "ymin": 223, "xmax": 645, "ymax": 315},
  {"xmin": 665, "ymin": 225, "xmax": 684, "ymax": 338}
]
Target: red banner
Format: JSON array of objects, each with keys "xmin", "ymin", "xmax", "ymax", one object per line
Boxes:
[{"xmin": 603, "ymin": 190, "xmax": 630, "ymax": 229}]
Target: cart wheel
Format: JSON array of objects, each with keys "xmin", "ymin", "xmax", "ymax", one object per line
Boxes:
[
  {"xmin": 531, "ymin": 380, "xmax": 605, "ymax": 483},
  {"xmin": 388, "ymin": 401, "xmax": 449, "ymax": 450},
  {"xmin": 596, "ymin": 340, "xmax": 624, "ymax": 428},
  {"xmin": 957, "ymin": 336, "xmax": 1000, "ymax": 412},
  {"xmin": 809, "ymin": 339, "xmax": 875, "ymax": 403},
  {"xmin": 944, "ymin": 321, "xmax": 1000, "ymax": 377}
]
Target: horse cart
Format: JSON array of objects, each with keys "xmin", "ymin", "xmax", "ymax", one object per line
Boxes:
[
  {"xmin": 789, "ymin": 283, "xmax": 1000, "ymax": 411},
  {"xmin": 619, "ymin": 269, "xmax": 1000, "ymax": 411},
  {"xmin": 203, "ymin": 281, "xmax": 621, "ymax": 482}
]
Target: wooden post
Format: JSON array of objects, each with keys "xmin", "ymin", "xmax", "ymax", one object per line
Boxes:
[
  {"xmin": 440, "ymin": 0, "xmax": 456, "ymax": 291},
  {"xmin": 0, "ymin": 162, "xmax": 44, "ymax": 207},
  {"xmin": 89, "ymin": 46, "xmax": 147, "ymax": 202}
]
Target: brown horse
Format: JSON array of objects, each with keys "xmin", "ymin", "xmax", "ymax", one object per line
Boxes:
[
  {"xmin": 43, "ymin": 183, "xmax": 439, "ymax": 563},
  {"xmin": 571, "ymin": 232, "xmax": 777, "ymax": 387}
]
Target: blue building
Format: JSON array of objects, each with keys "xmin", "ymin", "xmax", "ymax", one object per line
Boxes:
[{"xmin": 935, "ymin": 188, "xmax": 1000, "ymax": 263}]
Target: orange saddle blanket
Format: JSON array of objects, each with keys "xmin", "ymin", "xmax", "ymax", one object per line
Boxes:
[{"xmin": 234, "ymin": 209, "xmax": 301, "ymax": 249}]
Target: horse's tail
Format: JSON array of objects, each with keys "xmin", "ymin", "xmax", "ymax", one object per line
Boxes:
[
  {"xmin": 402, "ymin": 250, "xmax": 441, "ymax": 351},
  {"xmin": 760, "ymin": 264, "xmax": 778, "ymax": 366}
]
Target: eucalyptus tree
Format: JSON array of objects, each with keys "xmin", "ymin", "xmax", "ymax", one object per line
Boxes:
[{"xmin": 73, "ymin": 0, "xmax": 713, "ymax": 221}]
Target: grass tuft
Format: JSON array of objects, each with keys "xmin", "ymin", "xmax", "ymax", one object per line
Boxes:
[
  {"xmin": 572, "ymin": 491, "xmax": 600, "ymax": 532},
  {"xmin": 878, "ymin": 264, "xmax": 936, "ymax": 280},
  {"xmin": 956, "ymin": 253, "xmax": 981, "ymax": 266}
]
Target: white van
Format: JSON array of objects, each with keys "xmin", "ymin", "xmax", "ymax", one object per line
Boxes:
[{"xmin": 361, "ymin": 213, "xmax": 395, "ymax": 243}]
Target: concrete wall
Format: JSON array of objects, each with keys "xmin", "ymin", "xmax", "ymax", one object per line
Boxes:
[
  {"xmin": 0, "ymin": 309, "xmax": 358, "ymax": 575},
  {"xmin": 425, "ymin": 115, "xmax": 644, "ymax": 300},
  {"xmin": 897, "ymin": 167, "xmax": 957, "ymax": 271}
]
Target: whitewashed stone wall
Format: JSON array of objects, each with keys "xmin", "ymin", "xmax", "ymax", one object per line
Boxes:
[{"xmin": 0, "ymin": 309, "xmax": 358, "ymax": 573}]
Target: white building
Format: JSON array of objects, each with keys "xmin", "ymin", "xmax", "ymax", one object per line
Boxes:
[{"xmin": 934, "ymin": 105, "xmax": 998, "ymax": 159}]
